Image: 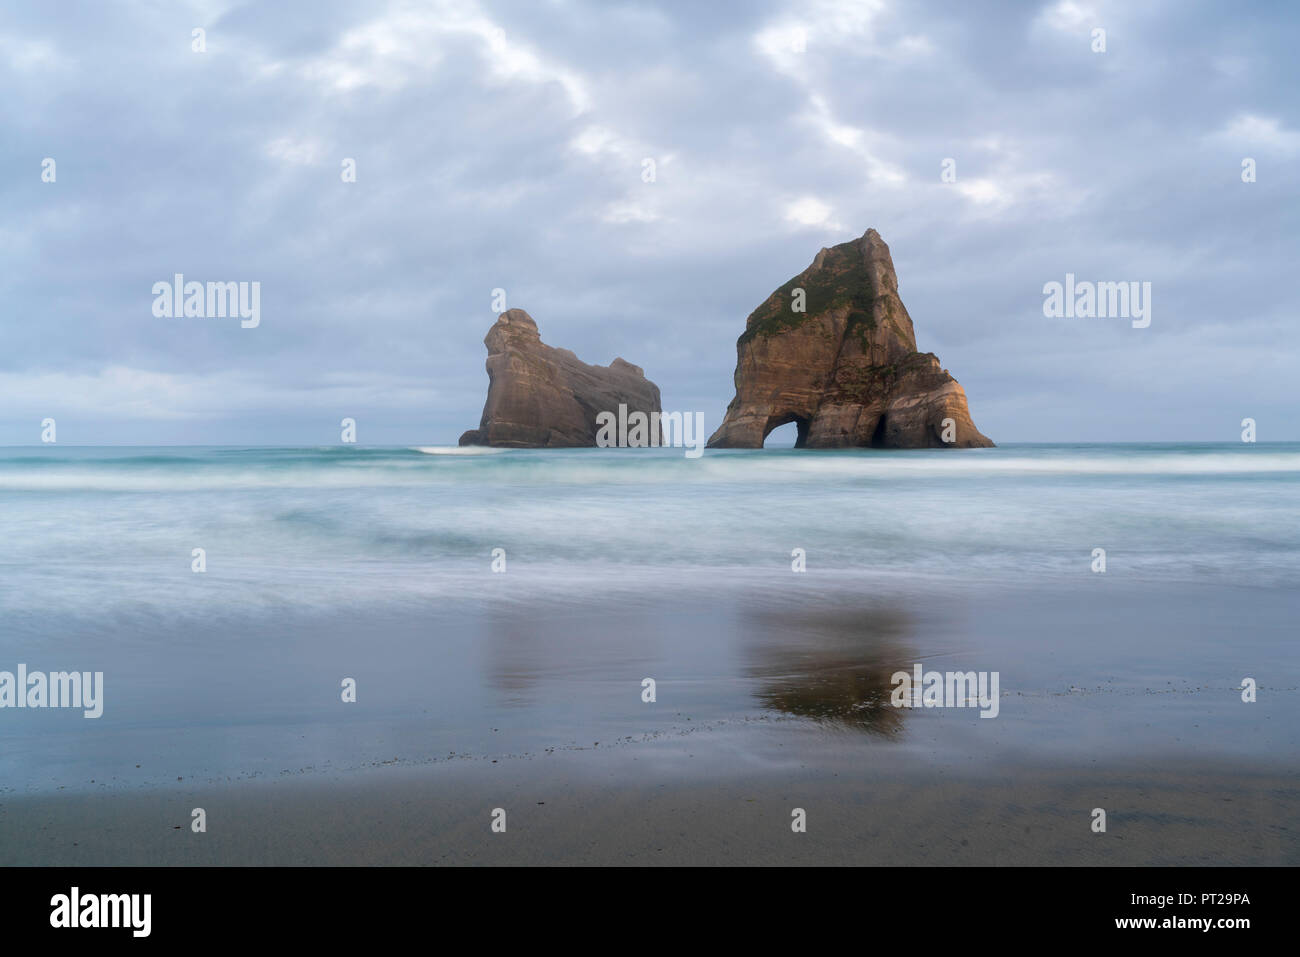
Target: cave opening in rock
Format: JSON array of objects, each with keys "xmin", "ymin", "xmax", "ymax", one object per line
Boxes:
[
  {"xmin": 869, "ymin": 414, "xmax": 889, "ymax": 448},
  {"xmin": 763, "ymin": 416, "xmax": 810, "ymax": 449}
]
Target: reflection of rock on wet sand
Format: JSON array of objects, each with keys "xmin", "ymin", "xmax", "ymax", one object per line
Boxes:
[
  {"xmin": 476, "ymin": 598, "xmax": 922, "ymax": 736},
  {"xmin": 480, "ymin": 607, "xmax": 671, "ymax": 706},
  {"xmin": 741, "ymin": 605, "xmax": 918, "ymax": 736}
]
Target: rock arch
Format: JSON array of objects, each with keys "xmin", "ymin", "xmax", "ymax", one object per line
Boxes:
[{"xmin": 707, "ymin": 229, "xmax": 992, "ymax": 450}]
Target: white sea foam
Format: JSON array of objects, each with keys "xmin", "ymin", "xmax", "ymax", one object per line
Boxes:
[
  {"xmin": 1, "ymin": 446, "xmax": 1296, "ymax": 492},
  {"xmin": 410, "ymin": 446, "xmax": 509, "ymax": 456},
  {"xmin": 1, "ymin": 445, "xmax": 1297, "ymax": 617}
]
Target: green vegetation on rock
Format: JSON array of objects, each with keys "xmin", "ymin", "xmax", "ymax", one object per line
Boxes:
[{"xmin": 738, "ymin": 241, "xmax": 878, "ymax": 346}]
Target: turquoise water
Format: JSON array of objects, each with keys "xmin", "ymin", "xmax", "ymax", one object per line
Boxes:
[
  {"xmin": 0, "ymin": 443, "xmax": 1296, "ymax": 792},
  {"xmin": 1, "ymin": 443, "xmax": 1298, "ymax": 612}
]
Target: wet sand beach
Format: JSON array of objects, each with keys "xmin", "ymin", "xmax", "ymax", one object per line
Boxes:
[
  {"xmin": 3, "ymin": 747, "xmax": 1296, "ymax": 866},
  {"xmin": 3, "ymin": 580, "xmax": 1296, "ymax": 866}
]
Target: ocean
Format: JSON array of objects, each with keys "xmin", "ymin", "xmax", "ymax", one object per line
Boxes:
[{"xmin": 1, "ymin": 443, "xmax": 1297, "ymax": 806}]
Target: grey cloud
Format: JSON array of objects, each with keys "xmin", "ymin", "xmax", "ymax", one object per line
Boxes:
[{"xmin": 0, "ymin": 0, "xmax": 1296, "ymax": 444}]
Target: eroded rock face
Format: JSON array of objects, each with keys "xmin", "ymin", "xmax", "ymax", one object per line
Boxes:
[
  {"xmin": 707, "ymin": 229, "xmax": 993, "ymax": 449},
  {"xmin": 459, "ymin": 309, "xmax": 662, "ymax": 447}
]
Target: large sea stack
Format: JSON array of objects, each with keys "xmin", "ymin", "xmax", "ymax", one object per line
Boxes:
[
  {"xmin": 459, "ymin": 309, "xmax": 662, "ymax": 447},
  {"xmin": 707, "ymin": 229, "xmax": 993, "ymax": 449}
]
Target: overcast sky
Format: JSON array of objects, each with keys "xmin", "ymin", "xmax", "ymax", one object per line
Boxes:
[{"xmin": 2, "ymin": 0, "xmax": 1297, "ymax": 445}]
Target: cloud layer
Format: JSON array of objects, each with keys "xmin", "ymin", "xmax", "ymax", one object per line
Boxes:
[{"xmin": 2, "ymin": 0, "xmax": 1297, "ymax": 444}]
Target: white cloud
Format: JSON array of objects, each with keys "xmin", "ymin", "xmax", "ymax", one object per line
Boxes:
[
  {"xmin": 569, "ymin": 126, "xmax": 677, "ymax": 226},
  {"xmin": 571, "ymin": 125, "xmax": 637, "ymax": 162},
  {"xmin": 894, "ymin": 34, "xmax": 934, "ymax": 57},
  {"xmin": 602, "ymin": 201, "xmax": 660, "ymax": 224},
  {"xmin": 299, "ymin": 0, "xmax": 590, "ymax": 114},
  {"xmin": 1, "ymin": 367, "xmax": 441, "ymax": 421},
  {"xmin": 958, "ymin": 169, "xmax": 1079, "ymax": 217},
  {"xmin": 1037, "ymin": 0, "xmax": 1098, "ymax": 33},
  {"xmin": 754, "ymin": 0, "xmax": 928, "ymax": 77},
  {"xmin": 784, "ymin": 196, "xmax": 842, "ymax": 230},
  {"xmin": 940, "ymin": 138, "xmax": 1076, "ymax": 216},
  {"xmin": 754, "ymin": 22, "xmax": 814, "ymax": 81},
  {"xmin": 801, "ymin": 94, "xmax": 906, "ymax": 187},
  {"xmin": 0, "ymin": 33, "xmax": 67, "ymax": 72},
  {"xmin": 754, "ymin": 2, "xmax": 913, "ymax": 188},
  {"xmin": 1210, "ymin": 114, "xmax": 1300, "ymax": 154},
  {"xmin": 265, "ymin": 136, "xmax": 327, "ymax": 166},
  {"xmin": 954, "ymin": 178, "xmax": 1008, "ymax": 206}
]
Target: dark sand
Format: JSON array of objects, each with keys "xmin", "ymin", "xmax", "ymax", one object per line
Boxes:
[
  {"xmin": 4, "ymin": 743, "xmax": 1296, "ymax": 865},
  {"xmin": 4, "ymin": 583, "xmax": 1296, "ymax": 865}
]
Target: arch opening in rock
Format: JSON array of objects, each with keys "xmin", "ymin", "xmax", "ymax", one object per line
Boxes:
[{"xmin": 762, "ymin": 415, "xmax": 810, "ymax": 449}]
